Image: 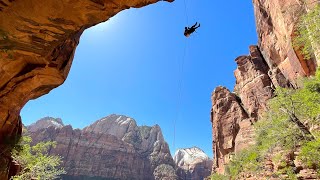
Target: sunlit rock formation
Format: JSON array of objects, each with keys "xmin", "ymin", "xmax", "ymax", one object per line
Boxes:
[
  {"xmin": 210, "ymin": 0, "xmax": 319, "ymax": 178},
  {"xmin": 253, "ymin": 0, "xmax": 317, "ymax": 86},
  {"xmin": 174, "ymin": 147, "xmax": 212, "ymax": 180},
  {"xmin": 0, "ymin": 0, "xmax": 173, "ymax": 178},
  {"xmin": 28, "ymin": 117, "xmax": 64, "ymax": 132},
  {"xmin": 27, "ymin": 114, "xmax": 177, "ymax": 180}
]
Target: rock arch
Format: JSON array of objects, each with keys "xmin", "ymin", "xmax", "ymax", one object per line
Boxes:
[{"xmin": 0, "ymin": 0, "xmax": 173, "ymax": 178}]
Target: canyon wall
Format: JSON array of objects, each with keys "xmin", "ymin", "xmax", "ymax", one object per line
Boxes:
[
  {"xmin": 27, "ymin": 116, "xmax": 214, "ymax": 180},
  {"xmin": 27, "ymin": 115, "xmax": 177, "ymax": 180},
  {"xmin": 0, "ymin": 0, "xmax": 173, "ymax": 178},
  {"xmin": 210, "ymin": 0, "xmax": 318, "ymax": 176},
  {"xmin": 253, "ymin": 0, "xmax": 317, "ymax": 85}
]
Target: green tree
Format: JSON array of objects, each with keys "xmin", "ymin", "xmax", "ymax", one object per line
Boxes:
[
  {"xmin": 298, "ymin": 137, "xmax": 320, "ymax": 170},
  {"xmin": 10, "ymin": 135, "xmax": 65, "ymax": 180},
  {"xmin": 225, "ymin": 149, "xmax": 261, "ymax": 179},
  {"xmin": 255, "ymin": 70, "xmax": 320, "ymax": 156},
  {"xmin": 293, "ymin": 3, "xmax": 320, "ymax": 60},
  {"xmin": 223, "ymin": 69, "xmax": 320, "ymax": 179}
]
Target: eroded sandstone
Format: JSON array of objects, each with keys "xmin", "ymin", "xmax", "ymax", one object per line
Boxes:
[
  {"xmin": 210, "ymin": 86, "xmax": 253, "ymax": 174},
  {"xmin": 211, "ymin": 0, "xmax": 319, "ymax": 177},
  {"xmin": 27, "ymin": 115, "xmax": 177, "ymax": 180},
  {"xmin": 253, "ymin": 0, "xmax": 318, "ymax": 86},
  {"xmin": 0, "ymin": 0, "xmax": 173, "ymax": 178},
  {"xmin": 210, "ymin": 43, "xmax": 311, "ymax": 174}
]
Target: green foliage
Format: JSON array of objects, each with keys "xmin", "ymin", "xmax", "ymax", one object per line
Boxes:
[
  {"xmin": 224, "ymin": 69, "xmax": 320, "ymax": 179},
  {"xmin": 209, "ymin": 173, "xmax": 229, "ymax": 180},
  {"xmin": 225, "ymin": 149, "xmax": 261, "ymax": 179},
  {"xmin": 277, "ymin": 166, "xmax": 298, "ymax": 180},
  {"xmin": 254, "ymin": 81, "xmax": 319, "ymax": 154},
  {"xmin": 255, "ymin": 109, "xmax": 303, "ymax": 153},
  {"xmin": 11, "ymin": 135, "xmax": 65, "ymax": 180},
  {"xmin": 293, "ymin": 4, "xmax": 320, "ymax": 59},
  {"xmin": 298, "ymin": 137, "xmax": 320, "ymax": 169}
]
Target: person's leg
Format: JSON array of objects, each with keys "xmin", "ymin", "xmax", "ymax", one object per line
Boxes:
[{"xmin": 191, "ymin": 22, "xmax": 198, "ymax": 28}]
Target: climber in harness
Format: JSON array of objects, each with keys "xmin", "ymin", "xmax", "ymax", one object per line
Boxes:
[{"xmin": 184, "ymin": 22, "xmax": 200, "ymax": 37}]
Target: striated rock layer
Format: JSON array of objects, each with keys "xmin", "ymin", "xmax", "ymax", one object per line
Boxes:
[
  {"xmin": 211, "ymin": 0, "xmax": 319, "ymax": 177},
  {"xmin": 27, "ymin": 115, "xmax": 177, "ymax": 180},
  {"xmin": 211, "ymin": 45, "xmax": 318, "ymax": 177},
  {"xmin": 0, "ymin": 0, "xmax": 173, "ymax": 178},
  {"xmin": 174, "ymin": 147, "xmax": 212, "ymax": 180},
  {"xmin": 211, "ymin": 45, "xmax": 292, "ymax": 174},
  {"xmin": 253, "ymin": 0, "xmax": 318, "ymax": 86}
]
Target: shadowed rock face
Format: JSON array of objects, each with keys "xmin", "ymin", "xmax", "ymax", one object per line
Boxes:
[
  {"xmin": 174, "ymin": 147, "xmax": 212, "ymax": 180},
  {"xmin": 0, "ymin": 0, "xmax": 173, "ymax": 178},
  {"xmin": 27, "ymin": 114, "xmax": 177, "ymax": 180}
]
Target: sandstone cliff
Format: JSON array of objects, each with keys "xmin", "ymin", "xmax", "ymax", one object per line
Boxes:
[
  {"xmin": 253, "ymin": 0, "xmax": 318, "ymax": 85},
  {"xmin": 0, "ymin": 0, "xmax": 173, "ymax": 178},
  {"xmin": 27, "ymin": 114, "xmax": 177, "ymax": 180},
  {"xmin": 174, "ymin": 147, "xmax": 212, "ymax": 180},
  {"xmin": 210, "ymin": 0, "xmax": 319, "ymax": 178}
]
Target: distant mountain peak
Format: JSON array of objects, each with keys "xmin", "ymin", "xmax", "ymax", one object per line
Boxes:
[
  {"xmin": 27, "ymin": 117, "xmax": 64, "ymax": 132},
  {"xmin": 40, "ymin": 116, "xmax": 64, "ymax": 124},
  {"xmin": 174, "ymin": 147, "xmax": 213, "ymax": 179},
  {"xmin": 97, "ymin": 114, "xmax": 135, "ymax": 125},
  {"xmin": 27, "ymin": 114, "xmax": 177, "ymax": 179},
  {"xmin": 174, "ymin": 147, "xmax": 210, "ymax": 165}
]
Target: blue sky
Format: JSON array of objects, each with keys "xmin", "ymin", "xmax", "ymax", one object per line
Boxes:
[{"xmin": 21, "ymin": 0, "xmax": 257, "ymax": 158}]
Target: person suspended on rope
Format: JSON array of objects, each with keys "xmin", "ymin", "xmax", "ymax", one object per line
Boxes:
[{"xmin": 184, "ymin": 22, "xmax": 200, "ymax": 37}]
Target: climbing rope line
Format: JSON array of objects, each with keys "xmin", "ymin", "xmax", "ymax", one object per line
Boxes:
[
  {"xmin": 172, "ymin": 0, "xmax": 190, "ymax": 155},
  {"xmin": 173, "ymin": 38, "xmax": 188, "ymax": 153}
]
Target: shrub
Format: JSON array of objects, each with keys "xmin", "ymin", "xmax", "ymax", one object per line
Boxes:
[
  {"xmin": 10, "ymin": 135, "xmax": 65, "ymax": 180},
  {"xmin": 209, "ymin": 173, "xmax": 229, "ymax": 180},
  {"xmin": 298, "ymin": 137, "xmax": 320, "ymax": 169},
  {"xmin": 225, "ymin": 149, "xmax": 261, "ymax": 179},
  {"xmin": 223, "ymin": 69, "xmax": 320, "ymax": 179}
]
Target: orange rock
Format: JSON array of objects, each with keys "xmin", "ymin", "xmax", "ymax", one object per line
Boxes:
[{"xmin": 0, "ymin": 0, "xmax": 174, "ymax": 179}]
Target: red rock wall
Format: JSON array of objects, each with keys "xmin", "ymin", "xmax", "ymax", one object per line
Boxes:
[
  {"xmin": 211, "ymin": 46, "xmax": 283, "ymax": 173},
  {"xmin": 253, "ymin": 0, "xmax": 318, "ymax": 86},
  {"xmin": 0, "ymin": 0, "xmax": 173, "ymax": 179},
  {"xmin": 30, "ymin": 126, "xmax": 154, "ymax": 179},
  {"xmin": 211, "ymin": 86, "xmax": 250, "ymax": 174},
  {"xmin": 211, "ymin": 0, "xmax": 319, "ymax": 175}
]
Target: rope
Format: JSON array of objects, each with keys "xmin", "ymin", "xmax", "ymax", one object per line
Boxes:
[
  {"xmin": 173, "ymin": 38, "xmax": 188, "ymax": 153},
  {"xmin": 172, "ymin": 0, "xmax": 190, "ymax": 155}
]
